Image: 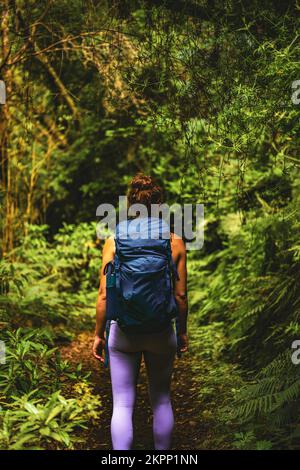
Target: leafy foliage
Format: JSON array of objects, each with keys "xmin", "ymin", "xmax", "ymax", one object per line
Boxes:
[
  {"xmin": 0, "ymin": 328, "xmax": 101, "ymax": 450},
  {"xmin": 0, "ymin": 387, "xmax": 101, "ymax": 450},
  {"xmin": 0, "ymin": 0, "xmax": 299, "ymax": 450}
]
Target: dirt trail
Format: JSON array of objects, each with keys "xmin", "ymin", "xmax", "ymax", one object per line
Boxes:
[{"xmin": 61, "ymin": 331, "xmax": 210, "ymax": 450}]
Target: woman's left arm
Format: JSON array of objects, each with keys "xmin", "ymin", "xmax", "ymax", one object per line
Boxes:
[{"xmin": 92, "ymin": 237, "xmax": 115, "ymax": 362}]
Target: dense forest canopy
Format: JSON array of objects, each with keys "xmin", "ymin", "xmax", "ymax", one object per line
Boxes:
[{"xmin": 0, "ymin": 0, "xmax": 299, "ymax": 450}]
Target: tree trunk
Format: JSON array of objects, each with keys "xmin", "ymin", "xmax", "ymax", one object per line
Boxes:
[{"xmin": 0, "ymin": 0, "xmax": 13, "ymax": 256}]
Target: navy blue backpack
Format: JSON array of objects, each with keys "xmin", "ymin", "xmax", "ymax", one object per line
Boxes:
[{"xmin": 103, "ymin": 217, "xmax": 179, "ymax": 366}]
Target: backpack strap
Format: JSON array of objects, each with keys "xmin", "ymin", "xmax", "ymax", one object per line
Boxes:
[
  {"xmin": 114, "ymin": 239, "xmax": 121, "ymax": 295},
  {"xmin": 104, "ymin": 319, "xmax": 111, "ymax": 368},
  {"xmin": 103, "ymin": 260, "xmax": 114, "ymax": 277},
  {"xmin": 175, "ymin": 317, "xmax": 182, "ymax": 359},
  {"xmin": 103, "ymin": 260, "xmax": 114, "ymax": 367}
]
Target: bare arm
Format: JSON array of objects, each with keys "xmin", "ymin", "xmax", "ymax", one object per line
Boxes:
[
  {"xmin": 93, "ymin": 237, "xmax": 115, "ymax": 361},
  {"xmin": 171, "ymin": 235, "xmax": 188, "ymax": 352}
]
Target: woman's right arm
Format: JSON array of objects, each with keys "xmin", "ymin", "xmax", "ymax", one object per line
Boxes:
[{"xmin": 172, "ymin": 236, "xmax": 189, "ymax": 353}]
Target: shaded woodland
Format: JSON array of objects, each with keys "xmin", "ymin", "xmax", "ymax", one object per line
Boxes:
[{"xmin": 0, "ymin": 0, "xmax": 299, "ymax": 449}]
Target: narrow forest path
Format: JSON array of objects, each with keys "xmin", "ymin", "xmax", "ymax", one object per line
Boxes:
[{"xmin": 61, "ymin": 331, "xmax": 220, "ymax": 450}]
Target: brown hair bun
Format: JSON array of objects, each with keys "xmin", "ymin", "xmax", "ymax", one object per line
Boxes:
[
  {"xmin": 127, "ymin": 173, "xmax": 163, "ymax": 212},
  {"xmin": 131, "ymin": 174, "xmax": 153, "ymax": 191}
]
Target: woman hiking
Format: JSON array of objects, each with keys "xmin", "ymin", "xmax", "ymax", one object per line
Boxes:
[{"xmin": 92, "ymin": 173, "xmax": 188, "ymax": 450}]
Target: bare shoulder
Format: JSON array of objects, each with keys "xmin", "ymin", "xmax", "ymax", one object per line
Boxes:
[
  {"xmin": 170, "ymin": 233, "xmax": 186, "ymax": 253},
  {"xmin": 103, "ymin": 236, "xmax": 115, "ymax": 254}
]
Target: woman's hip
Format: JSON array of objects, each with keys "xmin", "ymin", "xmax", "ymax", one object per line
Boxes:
[{"xmin": 108, "ymin": 320, "xmax": 177, "ymax": 355}]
